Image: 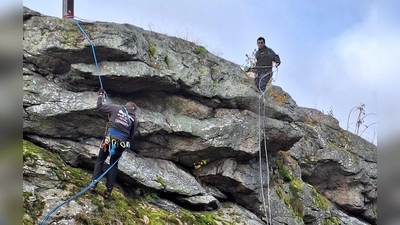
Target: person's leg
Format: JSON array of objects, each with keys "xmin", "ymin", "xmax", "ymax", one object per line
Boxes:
[
  {"xmin": 91, "ymin": 147, "xmax": 109, "ymax": 190},
  {"xmin": 104, "ymin": 147, "xmax": 124, "ymax": 198},
  {"xmin": 254, "ymin": 76, "xmax": 260, "ymax": 91},
  {"xmin": 259, "ymin": 72, "xmax": 272, "ymax": 92},
  {"xmin": 255, "ymin": 72, "xmax": 265, "ymax": 92}
]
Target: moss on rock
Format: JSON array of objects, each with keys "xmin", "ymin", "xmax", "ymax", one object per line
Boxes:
[
  {"xmin": 23, "ymin": 140, "xmax": 240, "ymax": 224},
  {"xmin": 311, "ymin": 187, "xmax": 329, "ymax": 210}
]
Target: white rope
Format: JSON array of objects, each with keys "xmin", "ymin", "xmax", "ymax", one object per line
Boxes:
[
  {"xmin": 258, "ymin": 93, "xmax": 268, "ymax": 220},
  {"xmin": 263, "ymin": 96, "xmax": 272, "ymax": 225},
  {"xmin": 256, "ymin": 68, "xmax": 277, "ymax": 225}
]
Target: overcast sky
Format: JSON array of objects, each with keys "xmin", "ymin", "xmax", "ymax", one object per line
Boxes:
[{"xmin": 22, "ymin": 0, "xmax": 384, "ymax": 144}]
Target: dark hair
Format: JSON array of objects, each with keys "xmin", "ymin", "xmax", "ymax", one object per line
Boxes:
[
  {"xmin": 257, "ymin": 37, "xmax": 265, "ymax": 43},
  {"xmin": 125, "ymin": 101, "xmax": 138, "ymax": 112}
]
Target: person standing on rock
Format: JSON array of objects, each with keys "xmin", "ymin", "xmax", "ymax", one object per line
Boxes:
[
  {"xmin": 254, "ymin": 37, "xmax": 281, "ymax": 93},
  {"xmin": 90, "ymin": 88, "xmax": 138, "ymax": 199}
]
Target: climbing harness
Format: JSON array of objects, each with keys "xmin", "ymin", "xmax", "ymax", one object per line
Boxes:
[
  {"xmin": 100, "ymin": 136, "xmax": 130, "ymax": 155},
  {"xmin": 100, "ymin": 106, "xmax": 133, "ymax": 156},
  {"xmin": 39, "ymin": 16, "xmax": 116, "ymax": 225},
  {"xmin": 108, "ymin": 128, "xmax": 128, "ymax": 138},
  {"xmin": 256, "ymin": 66, "xmax": 278, "ymax": 225},
  {"xmin": 193, "ymin": 159, "xmax": 208, "ymax": 169}
]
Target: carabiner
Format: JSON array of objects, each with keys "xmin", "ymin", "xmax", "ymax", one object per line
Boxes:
[
  {"xmin": 120, "ymin": 141, "xmax": 125, "ymax": 148},
  {"xmin": 111, "ymin": 139, "xmax": 117, "ymax": 147}
]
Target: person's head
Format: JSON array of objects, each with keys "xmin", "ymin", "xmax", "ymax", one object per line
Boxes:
[
  {"xmin": 125, "ymin": 101, "xmax": 138, "ymax": 112},
  {"xmin": 257, "ymin": 37, "xmax": 265, "ymax": 48}
]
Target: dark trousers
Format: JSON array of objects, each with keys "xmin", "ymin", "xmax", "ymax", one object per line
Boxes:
[
  {"xmin": 92, "ymin": 145, "xmax": 124, "ymax": 193},
  {"xmin": 254, "ymin": 71, "xmax": 272, "ymax": 93}
]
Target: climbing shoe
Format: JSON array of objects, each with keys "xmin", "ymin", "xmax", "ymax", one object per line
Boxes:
[
  {"xmin": 103, "ymin": 190, "xmax": 111, "ymax": 199},
  {"xmin": 89, "ymin": 181, "xmax": 97, "ymax": 192}
]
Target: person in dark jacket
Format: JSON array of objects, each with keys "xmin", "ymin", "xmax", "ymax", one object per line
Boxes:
[
  {"xmin": 254, "ymin": 37, "xmax": 281, "ymax": 93},
  {"xmin": 90, "ymin": 88, "xmax": 138, "ymax": 199}
]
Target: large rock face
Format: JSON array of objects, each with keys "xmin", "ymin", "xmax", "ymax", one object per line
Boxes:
[{"xmin": 23, "ymin": 7, "xmax": 377, "ymax": 225}]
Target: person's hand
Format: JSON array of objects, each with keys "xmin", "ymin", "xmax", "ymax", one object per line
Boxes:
[{"xmin": 98, "ymin": 88, "xmax": 106, "ymax": 95}]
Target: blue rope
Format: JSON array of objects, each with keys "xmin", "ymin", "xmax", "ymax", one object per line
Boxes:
[
  {"xmin": 39, "ymin": 157, "xmax": 121, "ymax": 225},
  {"xmin": 68, "ymin": 18, "xmax": 102, "ymax": 88},
  {"xmin": 40, "ymin": 18, "xmax": 117, "ymax": 225},
  {"xmin": 68, "ymin": 18, "xmax": 110, "ymax": 103}
]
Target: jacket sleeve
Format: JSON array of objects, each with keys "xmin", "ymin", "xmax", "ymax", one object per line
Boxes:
[
  {"xmin": 128, "ymin": 115, "xmax": 138, "ymax": 141},
  {"xmin": 255, "ymin": 50, "xmax": 260, "ymax": 61},
  {"xmin": 274, "ymin": 54, "xmax": 281, "ymax": 64},
  {"xmin": 269, "ymin": 47, "xmax": 281, "ymax": 64},
  {"xmin": 96, "ymin": 94, "xmax": 114, "ymax": 113}
]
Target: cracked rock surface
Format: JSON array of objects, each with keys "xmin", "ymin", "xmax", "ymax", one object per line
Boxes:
[{"xmin": 23, "ymin": 6, "xmax": 376, "ymax": 225}]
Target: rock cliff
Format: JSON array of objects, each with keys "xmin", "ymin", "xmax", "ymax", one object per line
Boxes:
[{"xmin": 23, "ymin": 7, "xmax": 377, "ymax": 225}]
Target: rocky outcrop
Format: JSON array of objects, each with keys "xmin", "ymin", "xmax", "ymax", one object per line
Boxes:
[{"xmin": 23, "ymin": 7, "xmax": 377, "ymax": 225}]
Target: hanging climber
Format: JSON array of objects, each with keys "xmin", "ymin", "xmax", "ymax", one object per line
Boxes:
[
  {"xmin": 90, "ymin": 88, "xmax": 138, "ymax": 199},
  {"xmin": 254, "ymin": 37, "xmax": 281, "ymax": 93}
]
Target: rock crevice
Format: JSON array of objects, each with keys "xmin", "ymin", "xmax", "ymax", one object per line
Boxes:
[{"xmin": 23, "ymin": 7, "xmax": 377, "ymax": 225}]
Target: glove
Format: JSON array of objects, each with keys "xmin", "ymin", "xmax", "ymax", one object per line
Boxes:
[{"xmin": 98, "ymin": 88, "xmax": 105, "ymax": 95}]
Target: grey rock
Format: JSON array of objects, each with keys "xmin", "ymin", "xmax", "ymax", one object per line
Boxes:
[{"xmin": 23, "ymin": 6, "xmax": 377, "ymax": 225}]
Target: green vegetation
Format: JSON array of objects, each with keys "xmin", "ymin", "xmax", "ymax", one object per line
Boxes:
[
  {"xmin": 164, "ymin": 55, "xmax": 169, "ymax": 68},
  {"xmin": 373, "ymin": 206, "xmax": 377, "ymax": 220},
  {"xmin": 156, "ymin": 175, "xmax": 166, "ymax": 188},
  {"xmin": 276, "ymin": 186, "xmax": 285, "ymax": 199},
  {"xmin": 23, "ymin": 140, "xmax": 239, "ymax": 224},
  {"xmin": 311, "ymin": 187, "xmax": 329, "ymax": 210},
  {"xmin": 210, "ymin": 67, "xmax": 217, "ymax": 74},
  {"xmin": 23, "ymin": 191, "xmax": 45, "ymax": 225},
  {"xmin": 328, "ymin": 140, "xmax": 358, "ymax": 162},
  {"xmin": 196, "ymin": 46, "xmax": 208, "ymax": 54},
  {"xmin": 327, "ymin": 141, "xmax": 341, "ymax": 151},
  {"xmin": 279, "ymin": 165, "xmax": 293, "ymax": 181},
  {"xmin": 289, "ymin": 198, "xmax": 304, "ymax": 217},
  {"xmin": 148, "ymin": 43, "xmax": 156, "ymax": 57},
  {"xmin": 338, "ymin": 131, "xmax": 350, "ymax": 147},
  {"xmin": 321, "ymin": 216, "xmax": 339, "ymax": 225},
  {"xmin": 62, "ymin": 22, "xmax": 80, "ymax": 46},
  {"xmin": 275, "ymin": 151, "xmax": 305, "ymax": 218},
  {"xmin": 284, "ymin": 196, "xmax": 290, "ymax": 206},
  {"xmin": 288, "ymin": 178, "xmax": 305, "ymax": 217},
  {"xmin": 302, "ymin": 155, "xmax": 316, "ymax": 164},
  {"xmin": 64, "ymin": 31, "xmax": 78, "ymax": 46},
  {"xmin": 289, "ymin": 178, "xmax": 303, "ymax": 195},
  {"xmin": 183, "ymin": 211, "xmax": 218, "ymax": 225},
  {"xmin": 145, "ymin": 40, "xmax": 161, "ymax": 71}
]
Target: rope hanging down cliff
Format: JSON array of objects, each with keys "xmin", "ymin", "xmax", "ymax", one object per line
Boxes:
[
  {"xmin": 40, "ymin": 16, "xmax": 117, "ymax": 225},
  {"xmin": 256, "ymin": 67, "xmax": 278, "ymax": 225}
]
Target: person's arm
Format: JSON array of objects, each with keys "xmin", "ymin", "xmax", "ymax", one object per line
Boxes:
[
  {"xmin": 96, "ymin": 89, "xmax": 113, "ymax": 113},
  {"xmin": 267, "ymin": 47, "xmax": 281, "ymax": 67},
  {"xmin": 255, "ymin": 50, "xmax": 260, "ymax": 64},
  {"xmin": 274, "ymin": 54, "xmax": 281, "ymax": 67},
  {"xmin": 128, "ymin": 115, "xmax": 138, "ymax": 141}
]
